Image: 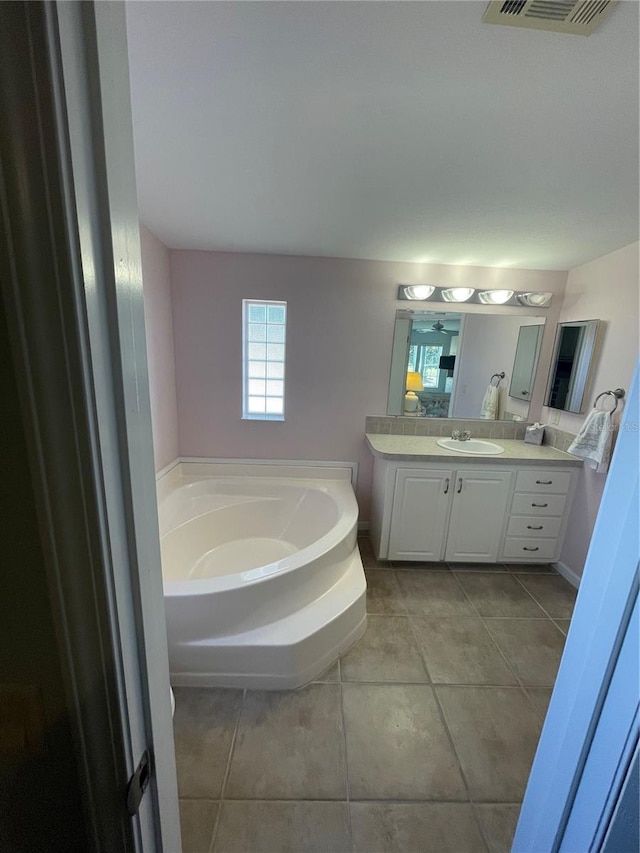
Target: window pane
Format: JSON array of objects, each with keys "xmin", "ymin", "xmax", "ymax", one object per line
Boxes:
[
  {"xmin": 266, "ymin": 324, "xmax": 285, "ymax": 343},
  {"xmin": 248, "ymin": 304, "xmax": 267, "ymax": 323},
  {"xmin": 248, "ymin": 323, "xmax": 267, "ymax": 342},
  {"xmin": 266, "ymin": 380, "xmax": 284, "ymax": 397},
  {"xmin": 266, "ymin": 397, "xmax": 284, "ymax": 414},
  {"xmin": 267, "ymin": 305, "xmax": 286, "ymax": 324},
  {"xmin": 248, "ymin": 396, "xmax": 266, "ymax": 413},
  {"xmin": 248, "ymin": 379, "xmax": 266, "ymax": 396},
  {"xmin": 266, "ymin": 362, "xmax": 284, "ymax": 379},
  {"xmin": 248, "ymin": 361, "xmax": 267, "ymax": 378},
  {"xmin": 248, "ymin": 343, "xmax": 267, "ymax": 360},
  {"xmin": 266, "ymin": 343, "xmax": 285, "ymax": 361}
]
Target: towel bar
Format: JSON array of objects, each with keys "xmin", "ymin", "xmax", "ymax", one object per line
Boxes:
[
  {"xmin": 490, "ymin": 372, "xmax": 506, "ymax": 387},
  {"xmin": 593, "ymin": 388, "xmax": 625, "ymax": 412}
]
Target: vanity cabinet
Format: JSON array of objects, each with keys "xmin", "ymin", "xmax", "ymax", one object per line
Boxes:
[
  {"xmin": 370, "ymin": 456, "xmax": 577, "ymax": 565},
  {"xmin": 386, "ymin": 467, "xmax": 512, "ymax": 562}
]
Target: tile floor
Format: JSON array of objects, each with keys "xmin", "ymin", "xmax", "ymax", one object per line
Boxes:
[{"xmin": 175, "ymin": 535, "xmax": 577, "ymax": 853}]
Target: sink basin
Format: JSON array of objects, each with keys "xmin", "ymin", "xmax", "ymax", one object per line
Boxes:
[{"xmin": 437, "ymin": 438, "xmax": 505, "ymax": 455}]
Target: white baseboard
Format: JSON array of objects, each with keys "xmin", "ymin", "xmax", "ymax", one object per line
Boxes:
[{"xmin": 552, "ymin": 560, "xmax": 581, "ymax": 589}]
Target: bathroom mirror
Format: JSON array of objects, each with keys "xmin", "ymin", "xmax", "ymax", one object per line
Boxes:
[
  {"xmin": 388, "ymin": 310, "xmax": 546, "ymax": 420},
  {"xmin": 544, "ymin": 319, "xmax": 602, "ymax": 413},
  {"xmin": 509, "ymin": 324, "xmax": 544, "ymax": 403}
]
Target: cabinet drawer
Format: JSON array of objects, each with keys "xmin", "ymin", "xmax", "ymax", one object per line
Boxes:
[
  {"xmin": 507, "ymin": 515, "xmax": 562, "ymax": 538},
  {"xmin": 515, "ymin": 469, "xmax": 572, "ymax": 495},
  {"xmin": 502, "ymin": 537, "xmax": 558, "ymax": 561},
  {"xmin": 511, "ymin": 493, "xmax": 567, "ymax": 516}
]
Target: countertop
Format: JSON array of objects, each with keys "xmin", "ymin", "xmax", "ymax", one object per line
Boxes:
[{"xmin": 365, "ymin": 434, "xmax": 583, "ymax": 466}]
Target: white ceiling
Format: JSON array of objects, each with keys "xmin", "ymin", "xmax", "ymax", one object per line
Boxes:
[{"xmin": 125, "ymin": 1, "xmax": 639, "ymax": 270}]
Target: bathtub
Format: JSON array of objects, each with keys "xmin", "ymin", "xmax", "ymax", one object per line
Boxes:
[{"xmin": 157, "ymin": 461, "xmax": 367, "ymax": 689}]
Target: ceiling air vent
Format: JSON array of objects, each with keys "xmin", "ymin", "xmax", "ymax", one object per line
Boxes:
[{"xmin": 482, "ymin": 0, "xmax": 617, "ymax": 35}]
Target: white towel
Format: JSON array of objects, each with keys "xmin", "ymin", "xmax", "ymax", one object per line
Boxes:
[
  {"xmin": 567, "ymin": 409, "xmax": 613, "ymax": 473},
  {"xmin": 480, "ymin": 384, "xmax": 499, "ymax": 420}
]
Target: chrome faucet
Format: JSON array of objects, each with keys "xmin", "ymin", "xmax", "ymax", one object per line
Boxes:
[{"xmin": 451, "ymin": 429, "xmax": 472, "ymax": 441}]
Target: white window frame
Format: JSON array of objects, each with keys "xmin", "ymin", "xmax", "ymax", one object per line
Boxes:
[{"xmin": 242, "ymin": 299, "xmax": 287, "ymax": 421}]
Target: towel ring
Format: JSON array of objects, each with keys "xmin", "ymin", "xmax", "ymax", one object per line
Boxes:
[
  {"xmin": 490, "ymin": 372, "xmax": 506, "ymax": 387},
  {"xmin": 593, "ymin": 388, "xmax": 625, "ymax": 413}
]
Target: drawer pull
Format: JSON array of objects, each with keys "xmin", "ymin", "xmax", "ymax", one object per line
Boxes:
[
  {"xmin": 531, "ymin": 502, "xmax": 548, "ymax": 508},
  {"xmin": 523, "ymin": 546, "xmax": 540, "ymax": 552},
  {"xmin": 527, "ymin": 525, "xmax": 544, "ymax": 530},
  {"xmin": 536, "ymin": 479, "xmax": 553, "ymax": 485},
  {"xmin": 456, "ymin": 477, "xmax": 463, "ymax": 494},
  {"xmin": 443, "ymin": 478, "xmax": 450, "ymax": 495}
]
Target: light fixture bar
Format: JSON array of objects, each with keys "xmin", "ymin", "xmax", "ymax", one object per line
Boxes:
[{"xmin": 397, "ymin": 284, "xmax": 552, "ymax": 308}]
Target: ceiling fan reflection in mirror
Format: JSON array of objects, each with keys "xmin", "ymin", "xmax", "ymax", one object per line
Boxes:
[{"xmin": 415, "ymin": 320, "xmax": 456, "ymax": 335}]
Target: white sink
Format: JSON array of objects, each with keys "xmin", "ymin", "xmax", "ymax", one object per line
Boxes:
[{"xmin": 437, "ymin": 438, "xmax": 505, "ymax": 455}]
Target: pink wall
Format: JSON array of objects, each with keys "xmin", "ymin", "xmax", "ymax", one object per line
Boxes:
[
  {"xmin": 542, "ymin": 241, "xmax": 639, "ymax": 579},
  {"xmin": 169, "ymin": 250, "xmax": 566, "ymax": 517},
  {"xmin": 140, "ymin": 226, "xmax": 179, "ymax": 471}
]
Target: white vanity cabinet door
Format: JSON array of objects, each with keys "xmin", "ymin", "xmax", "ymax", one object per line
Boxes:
[
  {"xmin": 388, "ymin": 468, "xmax": 454, "ymax": 561},
  {"xmin": 445, "ymin": 470, "xmax": 512, "ymax": 563}
]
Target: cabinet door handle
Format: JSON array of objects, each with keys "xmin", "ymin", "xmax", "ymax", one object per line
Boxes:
[
  {"xmin": 536, "ymin": 480, "xmax": 553, "ymax": 485},
  {"xmin": 531, "ymin": 502, "xmax": 548, "ymax": 508},
  {"xmin": 456, "ymin": 477, "xmax": 463, "ymax": 494},
  {"xmin": 523, "ymin": 546, "xmax": 540, "ymax": 552},
  {"xmin": 527, "ymin": 525, "xmax": 544, "ymax": 530},
  {"xmin": 443, "ymin": 478, "xmax": 450, "ymax": 494}
]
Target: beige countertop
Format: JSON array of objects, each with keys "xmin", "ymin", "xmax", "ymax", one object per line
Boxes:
[{"xmin": 365, "ymin": 434, "xmax": 583, "ymax": 466}]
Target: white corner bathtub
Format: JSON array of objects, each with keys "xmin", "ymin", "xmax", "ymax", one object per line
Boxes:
[{"xmin": 157, "ymin": 462, "xmax": 367, "ymax": 689}]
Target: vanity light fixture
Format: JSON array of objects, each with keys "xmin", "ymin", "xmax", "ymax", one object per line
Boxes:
[
  {"xmin": 517, "ymin": 292, "xmax": 553, "ymax": 307},
  {"xmin": 399, "ymin": 285, "xmax": 435, "ymax": 300},
  {"xmin": 441, "ymin": 287, "xmax": 475, "ymax": 303},
  {"xmin": 478, "ymin": 289, "xmax": 515, "ymax": 305}
]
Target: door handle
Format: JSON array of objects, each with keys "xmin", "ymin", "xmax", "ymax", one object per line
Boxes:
[
  {"xmin": 443, "ymin": 478, "xmax": 450, "ymax": 494},
  {"xmin": 531, "ymin": 502, "xmax": 548, "ymax": 508},
  {"xmin": 527, "ymin": 525, "xmax": 544, "ymax": 530},
  {"xmin": 523, "ymin": 546, "xmax": 540, "ymax": 552},
  {"xmin": 456, "ymin": 477, "xmax": 463, "ymax": 494},
  {"xmin": 536, "ymin": 480, "xmax": 553, "ymax": 485}
]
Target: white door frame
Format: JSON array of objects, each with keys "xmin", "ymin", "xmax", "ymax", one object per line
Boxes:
[{"xmin": 1, "ymin": 2, "xmax": 179, "ymax": 848}]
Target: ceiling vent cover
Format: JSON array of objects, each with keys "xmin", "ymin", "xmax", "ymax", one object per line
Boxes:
[{"xmin": 482, "ymin": 0, "xmax": 617, "ymax": 35}]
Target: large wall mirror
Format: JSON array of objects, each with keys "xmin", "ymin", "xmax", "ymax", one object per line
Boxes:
[
  {"xmin": 544, "ymin": 319, "xmax": 602, "ymax": 413},
  {"xmin": 388, "ymin": 310, "xmax": 546, "ymax": 420}
]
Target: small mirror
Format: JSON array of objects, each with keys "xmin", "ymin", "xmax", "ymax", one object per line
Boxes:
[{"xmin": 545, "ymin": 319, "xmax": 602, "ymax": 413}]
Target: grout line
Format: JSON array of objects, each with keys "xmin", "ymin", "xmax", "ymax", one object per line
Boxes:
[
  {"xmin": 509, "ymin": 573, "xmax": 573, "ymax": 624},
  {"xmin": 209, "ymin": 688, "xmax": 246, "ymax": 853},
  {"xmin": 338, "ymin": 676, "xmax": 353, "ymax": 851}
]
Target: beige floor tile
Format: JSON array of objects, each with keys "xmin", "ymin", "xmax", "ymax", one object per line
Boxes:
[
  {"xmin": 341, "ymin": 616, "xmax": 428, "ymax": 683},
  {"xmin": 351, "ymin": 802, "xmax": 487, "ymax": 853},
  {"xmin": 525, "ymin": 687, "xmax": 553, "ymax": 719},
  {"xmin": 410, "ymin": 617, "xmax": 516, "ymax": 685},
  {"xmin": 225, "ymin": 684, "xmax": 346, "ymax": 799},
  {"xmin": 436, "ymin": 686, "xmax": 542, "ymax": 802},
  {"xmin": 342, "ymin": 683, "xmax": 467, "ymax": 800},
  {"xmin": 555, "ymin": 618, "xmax": 572, "ymax": 635},
  {"xmin": 456, "ymin": 573, "xmax": 546, "ymax": 618},
  {"xmin": 213, "ymin": 801, "xmax": 350, "ymax": 853},
  {"xmin": 179, "ymin": 799, "xmax": 218, "ymax": 853},
  {"xmin": 365, "ymin": 569, "xmax": 407, "ymax": 614},
  {"xmin": 475, "ymin": 804, "xmax": 521, "ymax": 853},
  {"xmin": 313, "ymin": 659, "xmax": 340, "ymax": 682},
  {"xmin": 485, "ymin": 619, "xmax": 566, "ymax": 686},
  {"xmin": 396, "ymin": 570, "xmax": 476, "ymax": 616},
  {"xmin": 391, "ymin": 560, "xmax": 450, "ymax": 570},
  {"xmin": 515, "ymin": 574, "xmax": 577, "ymax": 619},
  {"xmin": 173, "ymin": 688, "xmax": 243, "ymax": 799}
]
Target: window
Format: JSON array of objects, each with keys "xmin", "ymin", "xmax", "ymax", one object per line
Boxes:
[
  {"xmin": 242, "ymin": 300, "xmax": 286, "ymax": 420},
  {"xmin": 407, "ymin": 344, "xmax": 444, "ymax": 389}
]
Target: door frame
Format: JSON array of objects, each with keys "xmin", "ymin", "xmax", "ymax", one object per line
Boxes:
[{"xmin": 0, "ymin": 1, "xmax": 179, "ymax": 848}]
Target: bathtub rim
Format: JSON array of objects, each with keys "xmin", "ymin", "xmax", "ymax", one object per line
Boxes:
[{"xmin": 157, "ymin": 460, "xmax": 359, "ymax": 597}]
